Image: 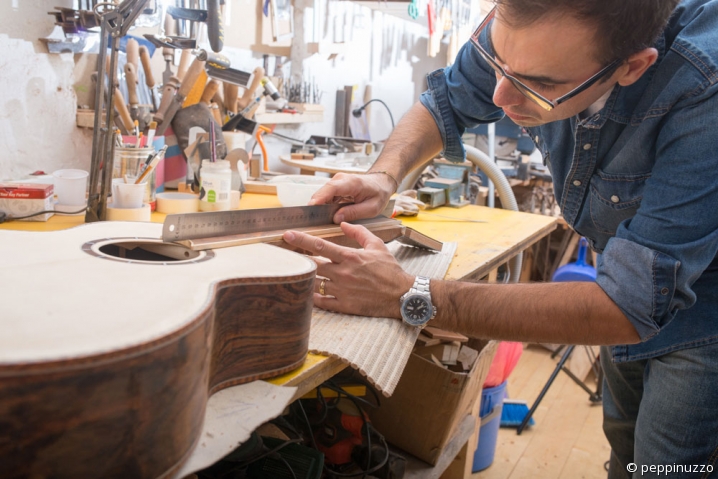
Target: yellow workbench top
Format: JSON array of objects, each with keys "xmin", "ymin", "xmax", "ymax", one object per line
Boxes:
[{"xmin": 0, "ymin": 192, "xmax": 557, "ymax": 397}]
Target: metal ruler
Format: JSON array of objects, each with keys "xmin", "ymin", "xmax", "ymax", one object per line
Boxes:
[{"xmin": 162, "ymin": 204, "xmax": 346, "ymax": 242}]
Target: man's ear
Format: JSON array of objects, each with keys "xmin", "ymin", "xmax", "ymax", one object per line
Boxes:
[{"xmin": 616, "ymin": 48, "xmax": 658, "ymax": 86}]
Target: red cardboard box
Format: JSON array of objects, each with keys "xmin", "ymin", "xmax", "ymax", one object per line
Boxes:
[{"xmin": 0, "ymin": 183, "xmax": 54, "ymax": 221}]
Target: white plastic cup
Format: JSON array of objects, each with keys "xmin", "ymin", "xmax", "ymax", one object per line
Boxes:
[
  {"xmin": 112, "ymin": 178, "xmax": 146, "ymax": 209},
  {"xmin": 52, "ymin": 169, "xmax": 88, "ymax": 206}
]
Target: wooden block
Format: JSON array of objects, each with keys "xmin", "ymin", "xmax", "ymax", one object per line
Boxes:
[
  {"xmin": 255, "ymin": 423, "xmax": 290, "ymax": 441},
  {"xmin": 457, "ymin": 345, "xmax": 479, "ymax": 371},
  {"xmin": 249, "ymin": 158, "xmax": 261, "ymax": 179},
  {"xmin": 423, "ymin": 326, "xmax": 469, "ymax": 343},
  {"xmin": 178, "ymin": 183, "xmax": 195, "ymax": 194},
  {"xmin": 447, "ymin": 363, "xmax": 467, "ymax": 373},
  {"xmin": 290, "ymin": 153, "xmax": 305, "ymax": 160},
  {"xmin": 415, "ymin": 342, "xmax": 460, "ymax": 365},
  {"xmin": 416, "ymin": 332, "xmax": 442, "ymax": 347},
  {"xmin": 301, "ymin": 153, "xmax": 315, "ymax": 160},
  {"xmin": 430, "ymin": 354, "xmax": 446, "ymax": 369},
  {"xmin": 243, "ymin": 180, "xmax": 276, "ymax": 195}
]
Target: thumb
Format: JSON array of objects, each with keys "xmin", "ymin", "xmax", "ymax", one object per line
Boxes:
[{"xmin": 340, "ymin": 222, "xmax": 386, "ymax": 250}]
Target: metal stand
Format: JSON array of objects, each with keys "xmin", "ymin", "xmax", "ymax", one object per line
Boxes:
[
  {"xmin": 85, "ymin": 0, "xmax": 149, "ymax": 223},
  {"xmin": 517, "ymin": 345, "xmax": 603, "ymax": 435}
]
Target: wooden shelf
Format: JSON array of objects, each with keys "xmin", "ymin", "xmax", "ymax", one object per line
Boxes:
[
  {"xmin": 353, "ymin": 0, "xmax": 428, "ymax": 27},
  {"xmin": 76, "ymin": 108, "xmax": 99, "ymax": 129},
  {"xmin": 255, "ymin": 103, "xmax": 324, "ymax": 125},
  {"xmin": 393, "ymin": 415, "xmax": 477, "ymax": 479},
  {"xmin": 77, "ymin": 105, "xmax": 324, "ymax": 128}
]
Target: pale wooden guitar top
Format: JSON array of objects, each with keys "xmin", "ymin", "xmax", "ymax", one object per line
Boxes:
[{"xmin": 0, "ymin": 221, "xmax": 316, "ymax": 364}]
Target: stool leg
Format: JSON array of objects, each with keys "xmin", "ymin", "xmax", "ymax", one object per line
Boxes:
[{"xmin": 517, "ymin": 345, "xmax": 575, "ymax": 435}]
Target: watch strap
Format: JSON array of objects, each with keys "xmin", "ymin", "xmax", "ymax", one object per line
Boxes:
[{"xmin": 409, "ymin": 276, "xmax": 431, "ymax": 295}]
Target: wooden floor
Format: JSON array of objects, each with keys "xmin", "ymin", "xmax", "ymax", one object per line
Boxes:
[{"xmin": 472, "ymin": 345, "xmax": 610, "ymax": 479}]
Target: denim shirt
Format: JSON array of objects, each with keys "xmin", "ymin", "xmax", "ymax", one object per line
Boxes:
[{"xmin": 419, "ymin": 0, "xmax": 718, "ymax": 362}]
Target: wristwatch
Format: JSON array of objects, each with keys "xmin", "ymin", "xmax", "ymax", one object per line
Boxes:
[{"xmin": 400, "ymin": 276, "xmax": 437, "ymax": 328}]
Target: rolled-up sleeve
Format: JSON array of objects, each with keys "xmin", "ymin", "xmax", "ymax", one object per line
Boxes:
[
  {"xmin": 595, "ymin": 80, "xmax": 718, "ymax": 342},
  {"xmin": 419, "ymin": 28, "xmax": 504, "ymax": 162},
  {"xmin": 596, "ymin": 239, "xmax": 681, "ymax": 341}
]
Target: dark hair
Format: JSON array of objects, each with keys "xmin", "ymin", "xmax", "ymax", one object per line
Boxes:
[{"xmin": 494, "ymin": 0, "xmax": 680, "ymax": 64}]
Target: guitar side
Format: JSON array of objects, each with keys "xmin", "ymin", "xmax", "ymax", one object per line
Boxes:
[{"xmin": 0, "ymin": 222, "xmax": 316, "ymax": 478}]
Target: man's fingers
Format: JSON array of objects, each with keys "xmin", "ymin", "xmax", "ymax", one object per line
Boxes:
[
  {"xmin": 308, "ymin": 173, "xmax": 354, "ymax": 206},
  {"xmin": 340, "ymin": 222, "xmax": 386, "ymax": 250},
  {"xmin": 308, "ymin": 182, "xmax": 342, "ymax": 206},
  {"xmin": 283, "ymin": 230, "xmax": 348, "ymax": 263},
  {"xmin": 313, "ymin": 294, "xmax": 341, "ymax": 312},
  {"xmin": 332, "ymin": 202, "xmax": 383, "ymax": 223}
]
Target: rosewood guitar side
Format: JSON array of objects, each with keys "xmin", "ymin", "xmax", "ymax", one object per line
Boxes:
[{"xmin": 0, "ymin": 222, "xmax": 316, "ymax": 479}]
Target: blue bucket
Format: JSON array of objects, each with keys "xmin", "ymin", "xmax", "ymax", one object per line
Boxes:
[{"xmin": 472, "ymin": 380, "xmax": 508, "ymax": 472}]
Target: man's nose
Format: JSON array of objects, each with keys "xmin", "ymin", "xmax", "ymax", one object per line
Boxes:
[{"xmin": 493, "ymin": 76, "xmax": 524, "ymax": 108}]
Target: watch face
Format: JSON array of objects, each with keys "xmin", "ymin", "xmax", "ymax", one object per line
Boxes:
[{"xmin": 401, "ymin": 294, "xmax": 433, "ymax": 326}]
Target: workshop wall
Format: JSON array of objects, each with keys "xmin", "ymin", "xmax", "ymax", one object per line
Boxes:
[
  {"xmin": 0, "ymin": 1, "xmax": 93, "ymax": 180},
  {"xmin": 0, "ymin": 0, "xmax": 448, "ymax": 179}
]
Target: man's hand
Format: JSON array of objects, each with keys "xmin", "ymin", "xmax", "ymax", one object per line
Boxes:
[
  {"xmin": 283, "ymin": 222, "xmax": 415, "ymax": 318},
  {"xmin": 308, "ymin": 172, "xmax": 396, "ymax": 223}
]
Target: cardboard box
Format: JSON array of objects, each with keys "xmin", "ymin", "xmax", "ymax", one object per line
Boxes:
[
  {"xmin": 0, "ymin": 183, "xmax": 54, "ymax": 221},
  {"xmin": 369, "ymin": 339, "xmax": 499, "ymax": 465}
]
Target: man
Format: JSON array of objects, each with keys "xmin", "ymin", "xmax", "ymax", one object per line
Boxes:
[{"xmin": 283, "ymin": 0, "xmax": 718, "ymax": 477}]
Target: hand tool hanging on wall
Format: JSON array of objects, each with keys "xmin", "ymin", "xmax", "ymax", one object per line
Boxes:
[
  {"xmin": 178, "ymin": 51, "xmax": 230, "ymax": 108},
  {"xmin": 237, "ymin": 67, "xmax": 265, "ymax": 110},
  {"xmin": 123, "ymin": 62, "xmax": 141, "ymax": 120},
  {"xmin": 143, "ymin": 6, "xmax": 196, "ymax": 50},
  {"xmin": 154, "ymin": 76, "xmax": 180, "ymax": 125},
  {"xmin": 224, "ymin": 82, "xmax": 239, "ymax": 117},
  {"xmin": 126, "ymin": 38, "xmax": 140, "ymax": 71},
  {"xmin": 177, "ymin": 48, "xmax": 193, "ymax": 82},
  {"xmin": 207, "ymin": 0, "xmax": 224, "ymax": 52},
  {"xmin": 139, "ymin": 45, "xmax": 159, "ymax": 110},
  {"xmin": 195, "ymin": 49, "xmax": 231, "ymax": 70},
  {"xmin": 156, "ymin": 54, "xmax": 207, "ymax": 136},
  {"xmin": 201, "ymin": 80, "xmax": 222, "ymax": 106}
]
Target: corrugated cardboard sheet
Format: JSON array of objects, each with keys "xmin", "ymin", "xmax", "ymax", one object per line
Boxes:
[{"xmin": 309, "ymin": 241, "xmax": 458, "ymax": 396}]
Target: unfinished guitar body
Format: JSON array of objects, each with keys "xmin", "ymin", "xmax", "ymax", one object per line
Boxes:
[{"xmin": 0, "ymin": 222, "xmax": 316, "ymax": 479}]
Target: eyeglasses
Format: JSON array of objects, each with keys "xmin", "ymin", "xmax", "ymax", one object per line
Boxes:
[{"xmin": 469, "ymin": 7, "xmax": 622, "ymax": 111}]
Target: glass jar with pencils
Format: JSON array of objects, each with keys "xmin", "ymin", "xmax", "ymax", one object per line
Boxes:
[{"xmin": 113, "ymin": 146, "xmax": 158, "ymax": 211}]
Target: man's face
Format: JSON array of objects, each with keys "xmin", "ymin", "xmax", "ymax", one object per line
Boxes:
[{"xmin": 489, "ymin": 11, "xmax": 618, "ymax": 126}]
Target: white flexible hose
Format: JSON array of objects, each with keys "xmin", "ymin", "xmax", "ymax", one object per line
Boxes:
[
  {"xmin": 464, "ymin": 144, "xmax": 523, "ymax": 283},
  {"xmin": 398, "ymin": 143, "xmax": 523, "ymax": 283}
]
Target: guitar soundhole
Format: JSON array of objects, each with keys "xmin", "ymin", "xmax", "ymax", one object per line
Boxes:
[{"xmin": 83, "ymin": 238, "xmax": 215, "ymax": 265}]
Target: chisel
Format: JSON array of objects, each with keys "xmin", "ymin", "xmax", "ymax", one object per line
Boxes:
[
  {"xmin": 162, "ymin": 47, "xmax": 174, "ymax": 86},
  {"xmin": 200, "ymin": 80, "xmax": 221, "ymax": 105},
  {"xmin": 124, "ymin": 62, "xmax": 140, "ymax": 120},
  {"xmin": 207, "ymin": 0, "xmax": 224, "ymax": 53},
  {"xmin": 156, "ymin": 55, "xmax": 206, "ymax": 135},
  {"xmin": 139, "ymin": 45, "xmax": 159, "ymax": 110},
  {"xmin": 237, "ymin": 67, "xmax": 264, "ymax": 110},
  {"xmin": 113, "ymin": 87, "xmax": 135, "ymax": 133},
  {"xmin": 126, "ymin": 38, "xmax": 140, "ymax": 70}
]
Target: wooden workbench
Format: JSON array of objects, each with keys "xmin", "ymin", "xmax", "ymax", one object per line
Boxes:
[
  {"xmin": 279, "ymin": 154, "xmax": 371, "ymax": 176},
  {"xmin": 1, "ymin": 192, "xmax": 557, "ymax": 477}
]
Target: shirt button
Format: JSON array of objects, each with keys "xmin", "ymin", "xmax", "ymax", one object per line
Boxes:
[
  {"xmin": 661, "ymin": 287, "xmax": 670, "ymax": 295},
  {"xmin": 573, "ymin": 180, "xmax": 582, "ymax": 186},
  {"xmin": 583, "ymin": 143, "xmax": 591, "ymax": 150},
  {"xmin": 535, "ymin": 136, "xmax": 540, "ymax": 143},
  {"xmin": 611, "ymin": 195, "xmax": 620, "ymax": 203}
]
